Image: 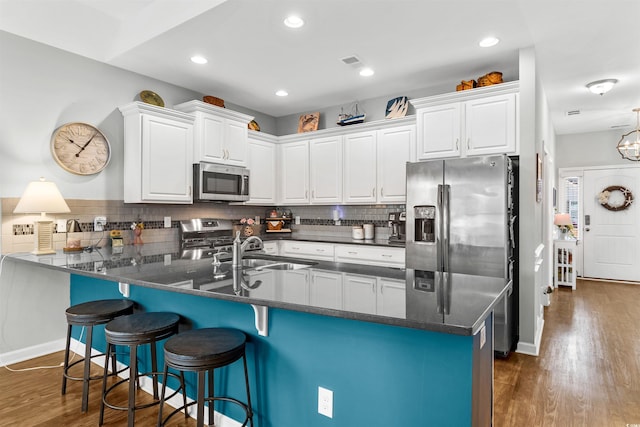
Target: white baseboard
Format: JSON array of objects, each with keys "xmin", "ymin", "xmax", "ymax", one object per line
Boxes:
[
  {"xmin": 70, "ymin": 339, "xmax": 243, "ymax": 427},
  {"xmin": 515, "ymin": 318, "xmax": 544, "ymax": 356},
  {"xmin": 0, "ymin": 338, "xmax": 66, "ymax": 366}
]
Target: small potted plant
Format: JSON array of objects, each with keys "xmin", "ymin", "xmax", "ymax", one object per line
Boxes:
[
  {"xmin": 131, "ymin": 221, "xmax": 144, "ymax": 245},
  {"xmin": 239, "ymin": 217, "xmax": 256, "ymax": 237}
]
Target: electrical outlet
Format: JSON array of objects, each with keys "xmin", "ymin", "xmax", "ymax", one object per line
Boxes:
[
  {"xmin": 318, "ymin": 386, "xmax": 333, "ymax": 418},
  {"xmin": 164, "ymin": 216, "xmax": 171, "ymax": 228},
  {"xmin": 94, "ymin": 216, "xmax": 107, "ymax": 232}
]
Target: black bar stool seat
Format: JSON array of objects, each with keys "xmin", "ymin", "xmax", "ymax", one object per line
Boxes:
[
  {"xmin": 99, "ymin": 312, "xmax": 184, "ymax": 427},
  {"xmin": 158, "ymin": 328, "xmax": 254, "ymax": 427},
  {"xmin": 62, "ymin": 299, "xmax": 135, "ymax": 413}
]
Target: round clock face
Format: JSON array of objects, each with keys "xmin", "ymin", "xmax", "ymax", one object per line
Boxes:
[{"xmin": 51, "ymin": 122, "xmax": 111, "ymax": 175}]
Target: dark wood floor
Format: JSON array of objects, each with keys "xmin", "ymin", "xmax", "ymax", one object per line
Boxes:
[
  {"xmin": 1, "ymin": 278, "xmax": 638, "ymax": 426},
  {"xmin": 494, "ymin": 278, "xmax": 640, "ymax": 427}
]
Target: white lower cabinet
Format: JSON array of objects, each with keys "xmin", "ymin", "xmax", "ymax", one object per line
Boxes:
[
  {"xmin": 342, "ymin": 274, "xmax": 378, "ymax": 314},
  {"xmin": 245, "ymin": 270, "xmax": 276, "ymax": 300},
  {"xmin": 279, "ymin": 241, "xmax": 335, "ymax": 261},
  {"xmin": 309, "ymin": 271, "xmax": 343, "ymax": 309},
  {"xmin": 377, "ymin": 278, "xmax": 406, "ymax": 317},
  {"xmin": 342, "ymin": 274, "xmax": 406, "ymax": 316},
  {"xmin": 334, "ymin": 245, "xmax": 405, "ymax": 268},
  {"xmin": 261, "ymin": 241, "xmax": 279, "ymax": 255},
  {"xmin": 278, "ymin": 270, "xmax": 309, "ymax": 304}
]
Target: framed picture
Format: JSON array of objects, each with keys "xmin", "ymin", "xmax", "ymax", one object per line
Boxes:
[
  {"xmin": 385, "ymin": 96, "xmax": 409, "ymax": 119},
  {"xmin": 297, "ymin": 112, "xmax": 320, "ymax": 133},
  {"xmin": 536, "ymin": 153, "xmax": 543, "ymax": 203}
]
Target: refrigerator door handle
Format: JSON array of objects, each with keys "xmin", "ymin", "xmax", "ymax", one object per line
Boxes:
[
  {"xmin": 442, "ymin": 184, "xmax": 451, "ymax": 272},
  {"xmin": 437, "ymin": 184, "xmax": 444, "ymax": 271}
]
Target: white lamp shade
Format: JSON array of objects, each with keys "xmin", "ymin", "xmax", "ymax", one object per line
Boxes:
[
  {"xmin": 554, "ymin": 213, "xmax": 572, "ymax": 226},
  {"xmin": 14, "ymin": 178, "xmax": 70, "ymax": 214}
]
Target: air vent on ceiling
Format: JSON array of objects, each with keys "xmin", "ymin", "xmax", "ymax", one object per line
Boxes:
[
  {"xmin": 340, "ymin": 55, "xmax": 362, "ymax": 66},
  {"xmin": 566, "ymin": 110, "xmax": 581, "ymax": 116}
]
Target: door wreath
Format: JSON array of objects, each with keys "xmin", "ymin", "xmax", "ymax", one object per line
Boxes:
[{"xmin": 597, "ymin": 186, "xmax": 634, "ymax": 211}]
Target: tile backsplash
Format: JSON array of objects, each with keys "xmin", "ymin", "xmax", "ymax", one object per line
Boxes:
[{"xmin": 1, "ymin": 198, "xmax": 404, "ymax": 254}]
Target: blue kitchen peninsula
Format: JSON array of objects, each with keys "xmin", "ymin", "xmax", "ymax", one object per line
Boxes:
[{"xmin": 8, "ymin": 243, "xmax": 510, "ymax": 427}]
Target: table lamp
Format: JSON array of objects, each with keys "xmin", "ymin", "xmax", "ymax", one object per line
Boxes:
[
  {"xmin": 14, "ymin": 177, "xmax": 70, "ymax": 255},
  {"xmin": 553, "ymin": 213, "xmax": 573, "ymax": 237}
]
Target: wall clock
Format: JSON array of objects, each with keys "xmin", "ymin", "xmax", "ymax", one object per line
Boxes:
[{"xmin": 51, "ymin": 122, "xmax": 111, "ymax": 175}]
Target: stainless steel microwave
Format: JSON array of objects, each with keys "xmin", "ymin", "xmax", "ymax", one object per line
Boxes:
[{"xmin": 193, "ymin": 162, "xmax": 250, "ymax": 202}]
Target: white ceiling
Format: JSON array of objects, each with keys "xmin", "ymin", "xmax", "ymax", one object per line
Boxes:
[{"xmin": 1, "ymin": 0, "xmax": 639, "ymax": 135}]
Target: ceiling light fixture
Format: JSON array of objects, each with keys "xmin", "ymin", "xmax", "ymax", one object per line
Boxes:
[
  {"xmin": 190, "ymin": 55, "xmax": 208, "ymax": 64},
  {"xmin": 586, "ymin": 78, "xmax": 618, "ymax": 95},
  {"xmin": 284, "ymin": 15, "xmax": 304, "ymax": 28},
  {"xmin": 275, "ymin": 90, "xmax": 288, "ymax": 97},
  {"xmin": 479, "ymin": 37, "xmax": 499, "ymax": 47},
  {"xmin": 359, "ymin": 67, "xmax": 374, "ymax": 77},
  {"xmin": 616, "ymin": 108, "xmax": 640, "ymax": 162}
]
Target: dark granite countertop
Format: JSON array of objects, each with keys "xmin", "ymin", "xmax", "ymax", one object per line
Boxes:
[{"xmin": 7, "ymin": 243, "xmax": 509, "ymax": 336}]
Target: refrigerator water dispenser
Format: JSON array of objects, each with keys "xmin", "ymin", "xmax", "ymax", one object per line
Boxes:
[{"xmin": 414, "ymin": 206, "xmax": 436, "ymax": 242}]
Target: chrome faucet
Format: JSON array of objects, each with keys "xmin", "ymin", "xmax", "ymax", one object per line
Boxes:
[{"xmin": 232, "ymin": 231, "xmax": 263, "ymax": 268}]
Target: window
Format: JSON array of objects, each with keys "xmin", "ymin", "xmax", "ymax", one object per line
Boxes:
[{"xmin": 560, "ymin": 176, "xmax": 580, "ymax": 238}]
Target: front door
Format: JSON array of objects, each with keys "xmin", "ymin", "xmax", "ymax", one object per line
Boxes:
[{"xmin": 583, "ymin": 167, "xmax": 640, "ymax": 281}]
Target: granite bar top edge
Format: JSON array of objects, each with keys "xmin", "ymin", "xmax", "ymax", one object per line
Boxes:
[{"xmin": 4, "ymin": 244, "xmax": 507, "ymax": 337}]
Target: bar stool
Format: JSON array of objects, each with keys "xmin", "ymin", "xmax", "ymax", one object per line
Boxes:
[
  {"xmin": 157, "ymin": 328, "xmax": 254, "ymax": 427},
  {"xmin": 62, "ymin": 299, "xmax": 135, "ymax": 412},
  {"xmin": 99, "ymin": 312, "xmax": 184, "ymax": 427}
]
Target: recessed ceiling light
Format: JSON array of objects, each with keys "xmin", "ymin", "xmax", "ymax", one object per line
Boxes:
[
  {"xmin": 284, "ymin": 15, "xmax": 304, "ymax": 28},
  {"xmin": 479, "ymin": 37, "xmax": 500, "ymax": 47},
  {"xmin": 190, "ymin": 55, "xmax": 208, "ymax": 64},
  {"xmin": 359, "ymin": 68, "xmax": 374, "ymax": 77},
  {"xmin": 586, "ymin": 79, "xmax": 618, "ymax": 95},
  {"xmin": 275, "ymin": 90, "xmax": 288, "ymax": 97}
]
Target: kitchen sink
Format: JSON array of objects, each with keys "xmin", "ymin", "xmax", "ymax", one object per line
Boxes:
[
  {"xmin": 241, "ymin": 256, "xmax": 316, "ymax": 271},
  {"xmin": 255, "ymin": 262, "xmax": 314, "ymax": 271},
  {"xmin": 241, "ymin": 258, "xmax": 278, "ymax": 268}
]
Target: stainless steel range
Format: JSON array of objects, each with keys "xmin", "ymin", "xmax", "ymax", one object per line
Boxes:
[{"xmin": 179, "ymin": 218, "xmax": 263, "ymax": 260}]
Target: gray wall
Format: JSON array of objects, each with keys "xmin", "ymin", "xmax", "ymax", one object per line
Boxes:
[
  {"xmin": 556, "ymin": 129, "xmax": 634, "ymax": 169},
  {"xmin": 0, "ymin": 31, "xmax": 275, "ymax": 200}
]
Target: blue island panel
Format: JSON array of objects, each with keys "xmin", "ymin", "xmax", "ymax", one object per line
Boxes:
[{"xmin": 71, "ymin": 274, "xmax": 474, "ymax": 427}]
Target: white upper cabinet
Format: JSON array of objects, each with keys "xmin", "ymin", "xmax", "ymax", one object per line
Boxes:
[
  {"xmin": 309, "ymin": 135, "xmax": 343, "ymax": 203},
  {"xmin": 247, "ymin": 133, "xmax": 277, "ymax": 205},
  {"xmin": 416, "ymin": 103, "xmax": 462, "ymax": 159},
  {"xmin": 412, "ymin": 82, "xmax": 519, "ymax": 160},
  {"xmin": 465, "ymin": 93, "xmax": 517, "ymax": 156},
  {"xmin": 344, "ymin": 124, "xmax": 415, "ymax": 204},
  {"xmin": 119, "ymin": 102, "xmax": 194, "ymax": 204},
  {"xmin": 344, "ymin": 131, "xmax": 378, "ymax": 203},
  {"xmin": 377, "ymin": 124, "xmax": 416, "ymax": 203},
  {"xmin": 173, "ymin": 100, "xmax": 253, "ymax": 167},
  {"xmin": 279, "ymin": 141, "xmax": 310, "ymax": 204}
]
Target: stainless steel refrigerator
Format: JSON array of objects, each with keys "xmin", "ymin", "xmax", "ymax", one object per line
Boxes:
[{"xmin": 406, "ymin": 155, "xmax": 518, "ymax": 356}]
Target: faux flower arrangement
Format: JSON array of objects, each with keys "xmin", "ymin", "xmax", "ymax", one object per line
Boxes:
[
  {"xmin": 130, "ymin": 221, "xmax": 144, "ymax": 230},
  {"xmin": 239, "ymin": 218, "xmax": 255, "ymax": 225}
]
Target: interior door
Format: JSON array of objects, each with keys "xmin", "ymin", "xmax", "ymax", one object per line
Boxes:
[{"xmin": 583, "ymin": 167, "xmax": 640, "ymax": 281}]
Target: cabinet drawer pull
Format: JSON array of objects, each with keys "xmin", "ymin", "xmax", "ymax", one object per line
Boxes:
[
  {"xmin": 455, "ymin": 138, "xmax": 459, "ymax": 150},
  {"xmin": 381, "ymin": 254, "xmax": 392, "ymax": 258},
  {"xmin": 381, "ymin": 188, "xmax": 384, "ymax": 197},
  {"xmin": 292, "ymin": 246, "xmax": 300, "ymax": 250},
  {"xmin": 372, "ymin": 188, "xmax": 375, "ymax": 197},
  {"xmin": 467, "ymin": 138, "xmax": 470, "ymax": 150},
  {"xmin": 348, "ymin": 251, "xmax": 357, "ymax": 255},
  {"xmin": 316, "ymin": 249, "xmax": 325, "ymax": 252}
]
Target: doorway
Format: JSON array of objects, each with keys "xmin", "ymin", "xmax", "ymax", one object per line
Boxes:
[{"xmin": 559, "ymin": 165, "xmax": 640, "ymax": 282}]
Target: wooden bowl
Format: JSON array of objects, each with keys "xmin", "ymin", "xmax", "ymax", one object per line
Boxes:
[{"xmin": 203, "ymin": 96, "xmax": 225, "ymax": 107}]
